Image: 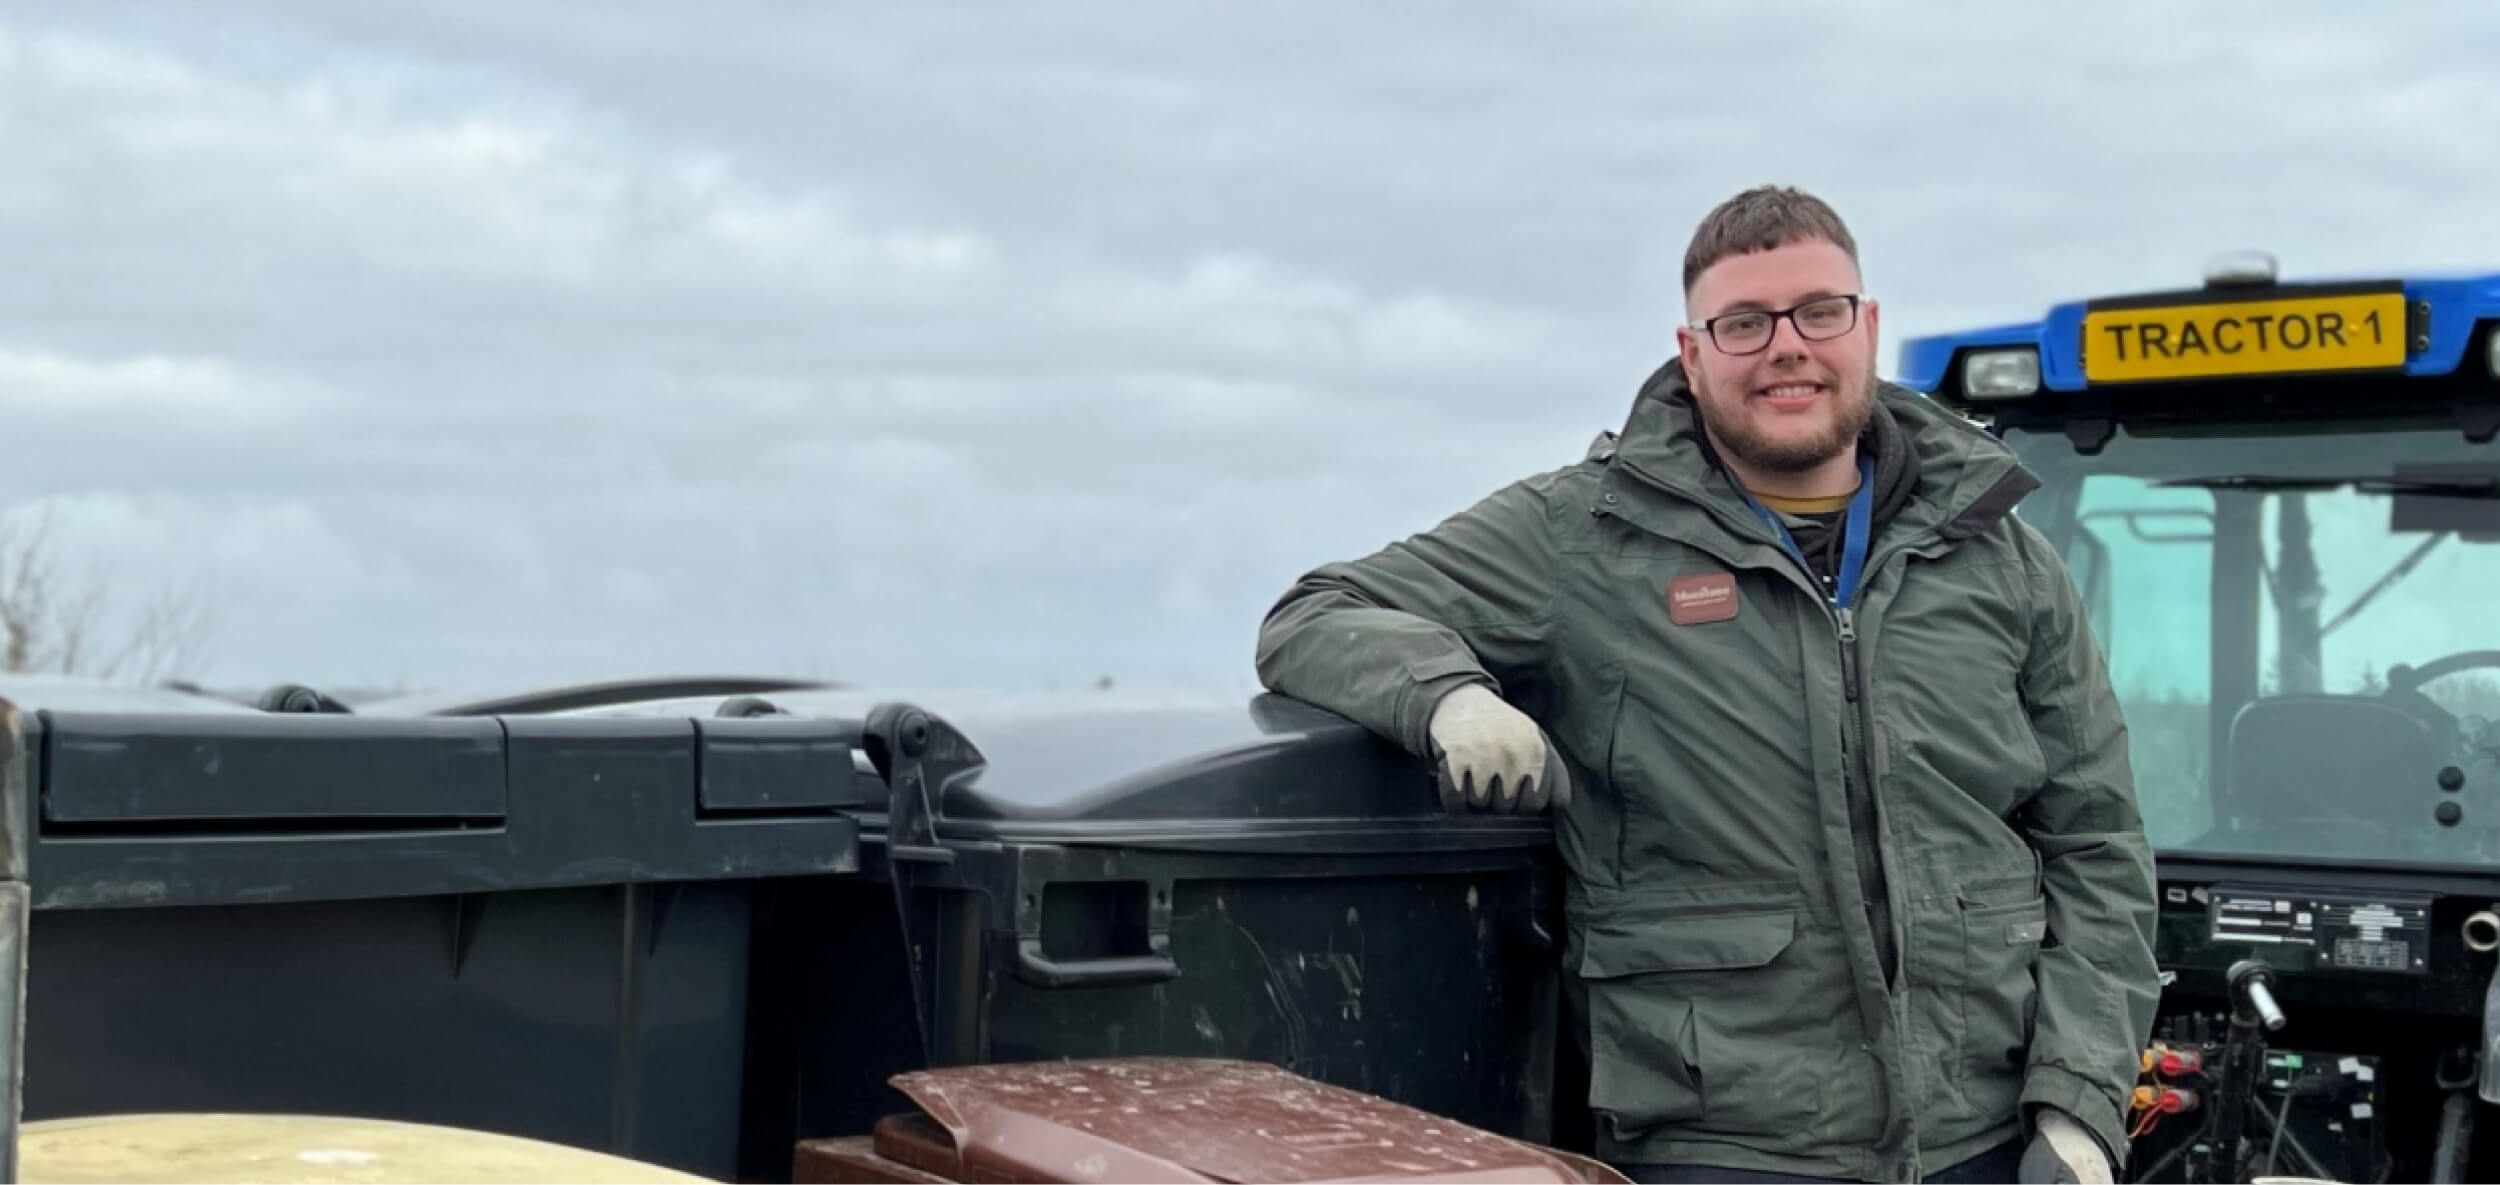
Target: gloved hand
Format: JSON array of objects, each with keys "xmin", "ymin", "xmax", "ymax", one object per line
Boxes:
[
  {"xmin": 1426, "ymin": 684, "xmax": 1555, "ymax": 813},
  {"xmin": 2018, "ymin": 1108, "xmax": 2113, "ymax": 1185}
]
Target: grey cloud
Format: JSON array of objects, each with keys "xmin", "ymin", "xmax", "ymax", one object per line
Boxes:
[{"xmin": 3, "ymin": 2, "xmax": 2498, "ymax": 696}]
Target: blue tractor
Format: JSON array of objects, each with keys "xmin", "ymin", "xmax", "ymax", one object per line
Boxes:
[{"xmin": 1900, "ymin": 256, "xmax": 2500, "ymax": 1183}]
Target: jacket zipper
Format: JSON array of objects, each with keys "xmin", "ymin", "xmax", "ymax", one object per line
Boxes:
[
  {"xmin": 1837, "ymin": 606, "xmax": 1861, "ymax": 703},
  {"xmin": 1830, "ymin": 595, "xmax": 1897, "ymax": 977},
  {"xmin": 1832, "ymin": 603, "xmax": 1891, "ymax": 987}
]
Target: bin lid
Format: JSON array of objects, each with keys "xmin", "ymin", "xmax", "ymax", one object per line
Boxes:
[
  {"xmin": 519, "ymin": 684, "xmax": 1555, "ymax": 851},
  {"xmin": 908, "ymin": 695, "xmax": 1555, "ymax": 852},
  {"xmin": 876, "ymin": 1058, "xmax": 1627, "ymax": 1183},
  {"xmin": 16, "ymin": 1113, "xmax": 715, "ymax": 1184}
]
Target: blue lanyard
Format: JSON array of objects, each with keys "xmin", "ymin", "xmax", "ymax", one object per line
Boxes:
[{"xmin": 1742, "ymin": 453, "xmax": 1875, "ymax": 609}]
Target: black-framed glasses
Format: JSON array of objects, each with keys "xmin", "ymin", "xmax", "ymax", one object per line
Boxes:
[{"xmin": 1687, "ymin": 294, "xmax": 1863, "ymax": 355}]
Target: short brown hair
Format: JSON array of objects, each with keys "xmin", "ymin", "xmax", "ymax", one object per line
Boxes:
[{"xmin": 1682, "ymin": 185, "xmax": 1858, "ymax": 293}]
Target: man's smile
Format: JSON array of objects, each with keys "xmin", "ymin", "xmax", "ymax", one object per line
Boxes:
[{"xmin": 1755, "ymin": 380, "xmax": 1828, "ymax": 411}]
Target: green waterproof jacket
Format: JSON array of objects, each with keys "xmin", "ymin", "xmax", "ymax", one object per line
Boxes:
[{"xmin": 1254, "ymin": 362, "xmax": 2160, "ymax": 1181}]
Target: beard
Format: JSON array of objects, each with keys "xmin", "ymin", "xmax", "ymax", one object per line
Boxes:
[{"xmin": 1691, "ymin": 368, "xmax": 1877, "ymax": 474}]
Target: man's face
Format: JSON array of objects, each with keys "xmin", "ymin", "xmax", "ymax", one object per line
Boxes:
[{"xmin": 1675, "ymin": 238, "xmax": 1879, "ymax": 475}]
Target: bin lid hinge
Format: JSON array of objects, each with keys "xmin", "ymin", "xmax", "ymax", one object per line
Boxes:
[{"xmin": 863, "ymin": 703, "xmax": 990, "ymax": 1068}]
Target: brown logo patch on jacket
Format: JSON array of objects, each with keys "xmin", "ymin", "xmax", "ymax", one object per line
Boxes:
[{"xmin": 1667, "ymin": 571, "xmax": 1738, "ymax": 624}]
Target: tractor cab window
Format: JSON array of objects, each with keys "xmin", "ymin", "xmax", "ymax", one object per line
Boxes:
[
  {"xmin": 2007, "ymin": 418, "xmax": 2500, "ymax": 868},
  {"xmin": 2064, "ymin": 475, "xmax": 2218, "ymax": 847}
]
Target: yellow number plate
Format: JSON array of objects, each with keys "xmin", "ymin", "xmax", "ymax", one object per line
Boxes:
[{"xmin": 2081, "ymin": 291, "xmax": 2407, "ymax": 384}]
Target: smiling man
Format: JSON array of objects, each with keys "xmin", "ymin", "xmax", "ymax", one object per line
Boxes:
[{"xmin": 1255, "ymin": 186, "xmax": 2160, "ymax": 1183}]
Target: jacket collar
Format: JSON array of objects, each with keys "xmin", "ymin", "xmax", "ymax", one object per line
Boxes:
[{"xmin": 1590, "ymin": 358, "xmax": 2039, "ymax": 554}]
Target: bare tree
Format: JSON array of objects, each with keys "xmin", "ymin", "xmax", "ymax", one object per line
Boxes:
[{"xmin": 0, "ymin": 507, "xmax": 216, "ymax": 684}]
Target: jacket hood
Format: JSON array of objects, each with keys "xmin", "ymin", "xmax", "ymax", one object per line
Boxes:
[{"xmin": 1597, "ymin": 357, "xmax": 2038, "ymax": 546}]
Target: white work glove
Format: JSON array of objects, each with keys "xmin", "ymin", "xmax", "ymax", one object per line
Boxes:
[
  {"xmin": 2018, "ymin": 1108, "xmax": 2113, "ymax": 1185},
  {"xmin": 1426, "ymin": 684, "xmax": 1556, "ymax": 813}
]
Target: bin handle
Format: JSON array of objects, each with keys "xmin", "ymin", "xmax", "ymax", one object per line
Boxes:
[{"xmin": 1014, "ymin": 936, "xmax": 1180, "ymax": 988}]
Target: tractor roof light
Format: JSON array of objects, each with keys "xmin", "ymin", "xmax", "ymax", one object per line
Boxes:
[
  {"xmin": 1962, "ymin": 348, "xmax": 2041, "ymax": 400},
  {"xmin": 2204, "ymin": 250, "xmax": 2280, "ymax": 288},
  {"xmin": 2487, "ymin": 325, "xmax": 2500, "ymax": 379}
]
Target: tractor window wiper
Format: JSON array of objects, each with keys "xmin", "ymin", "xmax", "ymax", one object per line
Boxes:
[{"xmin": 2323, "ymin": 531, "xmax": 2448, "ymax": 638}]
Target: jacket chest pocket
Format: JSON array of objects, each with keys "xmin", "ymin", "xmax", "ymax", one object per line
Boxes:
[
  {"xmin": 1870, "ymin": 552, "xmax": 2042, "ymax": 816},
  {"xmin": 1560, "ymin": 561, "xmax": 1824, "ymax": 876},
  {"xmin": 1575, "ymin": 904, "xmax": 1825, "ymax": 1144}
]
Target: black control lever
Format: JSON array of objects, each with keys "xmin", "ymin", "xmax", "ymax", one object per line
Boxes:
[
  {"xmin": 2229, "ymin": 958, "xmax": 2286, "ymax": 1032},
  {"xmin": 2195, "ymin": 960, "xmax": 2288, "ymax": 1183}
]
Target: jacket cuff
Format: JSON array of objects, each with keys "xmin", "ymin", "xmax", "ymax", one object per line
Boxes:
[
  {"xmin": 2022, "ymin": 1066, "xmax": 2127, "ymax": 1167},
  {"xmin": 1395, "ymin": 654, "xmax": 1495, "ymax": 756}
]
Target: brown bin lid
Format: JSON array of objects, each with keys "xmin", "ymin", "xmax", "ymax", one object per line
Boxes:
[
  {"xmin": 879, "ymin": 1058, "xmax": 1627, "ymax": 1184},
  {"xmin": 869, "ymin": 1114, "xmax": 980, "ymax": 1182}
]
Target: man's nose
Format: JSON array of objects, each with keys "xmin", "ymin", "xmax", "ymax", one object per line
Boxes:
[{"xmin": 1766, "ymin": 315, "xmax": 1813, "ymax": 362}]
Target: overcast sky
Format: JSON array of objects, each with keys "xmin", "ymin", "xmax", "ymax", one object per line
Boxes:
[{"xmin": 5, "ymin": 2, "xmax": 2498, "ymax": 698}]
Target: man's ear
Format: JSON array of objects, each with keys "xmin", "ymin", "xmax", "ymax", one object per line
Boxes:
[{"xmin": 1676, "ymin": 325, "xmax": 1701, "ymax": 374}]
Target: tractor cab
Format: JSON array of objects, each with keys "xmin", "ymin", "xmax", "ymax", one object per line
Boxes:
[{"xmin": 1901, "ymin": 257, "xmax": 2500, "ymax": 1183}]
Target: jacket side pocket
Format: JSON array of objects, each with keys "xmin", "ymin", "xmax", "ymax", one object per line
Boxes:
[
  {"xmin": 1951, "ymin": 876, "xmax": 2048, "ymax": 1123},
  {"xmin": 1577, "ymin": 907, "xmax": 1802, "ymax": 1144}
]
